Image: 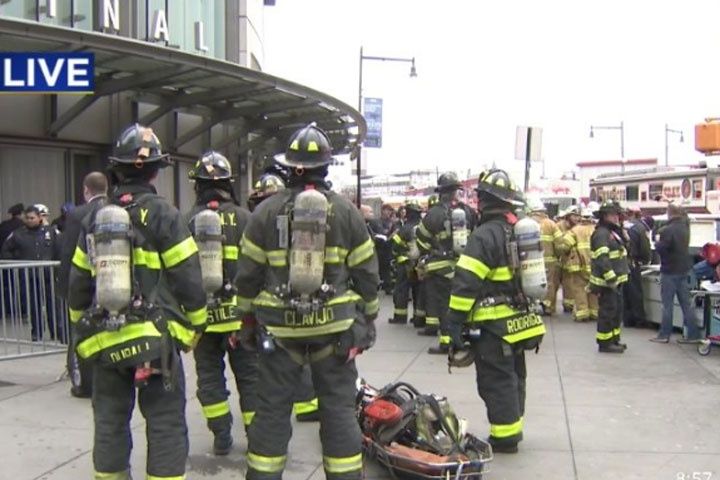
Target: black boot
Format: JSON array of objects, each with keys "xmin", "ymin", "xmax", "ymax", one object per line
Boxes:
[
  {"xmin": 598, "ymin": 344, "xmax": 625, "ymax": 354},
  {"xmin": 296, "ymin": 411, "xmax": 320, "ymax": 422},
  {"xmin": 411, "ymin": 317, "xmax": 425, "ymax": 328},
  {"xmin": 417, "ymin": 328, "xmax": 437, "ymax": 337},
  {"xmin": 213, "ymin": 430, "xmax": 234, "ymax": 456},
  {"xmin": 615, "ymin": 340, "xmax": 628, "ymax": 350},
  {"xmin": 427, "ymin": 344, "xmax": 449, "ymax": 355},
  {"xmin": 488, "ymin": 439, "xmax": 519, "ymax": 454},
  {"xmin": 388, "ymin": 317, "xmax": 407, "ymax": 324}
]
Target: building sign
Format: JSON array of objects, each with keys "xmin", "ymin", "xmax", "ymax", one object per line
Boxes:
[
  {"xmin": 363, "ymin": 97, "xmax": 383, "ymax": 148},
  {"xmin": 0, "ymin": 52, "xmax": 94, "ymax": 93}
]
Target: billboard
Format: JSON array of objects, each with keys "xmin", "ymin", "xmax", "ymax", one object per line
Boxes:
[
  {"xmin": 363, "ymin": 97, "xmax": 383, "ymax": 148},
  {"xmin": 0, "ymin": 52, "xmax": 94, "ymax": 93}
]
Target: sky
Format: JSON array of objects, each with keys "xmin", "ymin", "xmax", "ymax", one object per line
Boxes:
[{"xmin": 263, "ymin": 0, "xmax": 720, "ymax": 185}]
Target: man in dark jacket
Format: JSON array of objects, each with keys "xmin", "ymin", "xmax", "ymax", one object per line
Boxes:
[
  {"xmin": 623, "ymin": 215, "xmax": 653, "ymax": 328},
  {"xmin": 650, "ymin": 204, "xmax": 701, "ymax": 343},
  {"xmin": 0, "ymin": 203, "xmax": 24, "ymax": 249}
]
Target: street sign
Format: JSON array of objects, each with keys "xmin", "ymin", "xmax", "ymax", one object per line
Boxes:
[
  {"xmin": 515, "ymin": 126, "xmax": 542, "ymax": 162},
  {"xmin": 363, "ymin": 97, "xmax": 383, "ymax": 148}
]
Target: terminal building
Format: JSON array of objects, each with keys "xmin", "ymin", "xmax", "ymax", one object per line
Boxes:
[{"xmin": 0, "ymin": 0, "xmax": 364, "ymax": 215}]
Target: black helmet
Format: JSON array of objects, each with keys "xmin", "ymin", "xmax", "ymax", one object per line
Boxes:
[
  {"xmin": 435, "ymin": 172, "xmax": 462, "ymax": 192},
  {"xmin": 275, "ymin": 124, "xmax": 333, "ymax": 168},
  {"xmin": 427, "ymin": 194, "xmax": 439, "ymax": 207},
  {"xmin": 405, "ymin": 199, "xmax": 422, "ymax": 213},
  {"xmin": 189, "ymin": 151, "xmax": 233, "ymax": 181},
  {"xmin": 108, "ymin": 123, "xmax": 169, "ymax": 166},
  {"xmin": 594, "ymin": 200, "xmax": 623, "ymax": 219},
  {"xmin": 474, "ymin": 169, "xmax": 524, "ymax": 206}
]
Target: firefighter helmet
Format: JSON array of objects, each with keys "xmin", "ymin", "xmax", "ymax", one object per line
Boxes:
[
  {"xmin": 475, "ymin": 169, "xmax": 524, "ymax": 206},
  {"xmin": 254, "ymin": 174, "xmax": 286, "ymax": 197},
  {"xmin": 564, "ymin": 205, "xmax": 581, "ymax": 217},
  {"xmin": 189, "ymin": 151, "xmax": 233, "ymax": 181},
  {"xmin": 435, "ymin": 172, "xmax": 462, "ymax": 192},
  {"xmin": 526, "ymin": 195, "xmax": 546, "ymax": 212},
  {"xmin": 108, "ymin": 123, "xmax": 169, "ymax": 166},
  {"xmin": 276, "ymin": 124, "xmax": 334, "ymax": 168},
  {"xmin": 405, "ymin": 199, "xmax": 422, "ymax": 213},
  {"xmin": 594, "ymin": 201, "xmax": 623, "ymax": 219}
]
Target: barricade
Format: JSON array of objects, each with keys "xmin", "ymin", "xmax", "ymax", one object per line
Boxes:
[{"xmin": 0, "ymin": 260, "xmax": 68, "ymax": 360}]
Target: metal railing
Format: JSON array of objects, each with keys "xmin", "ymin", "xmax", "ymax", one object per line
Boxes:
[{"xmin": 0, "ymin": 260, "xmax": 68, "ymax": 360}]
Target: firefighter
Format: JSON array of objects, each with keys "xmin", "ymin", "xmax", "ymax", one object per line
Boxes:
[
  {"xmin": 389, "ymin": 200, "xmax": 424, "ymax": 324},
  {"xmin": 557, "ymin": 206, "xmax": 581, "ymax": 314},
  {"xmin": 446, "ymin": 168, "xmax": 545, "ymax": 454},
  {"xmin": 68, "ymin": 124, "xmax": 207, "ymax": 479},
  {"xmin": 235, "ymin": 124, "xmax": 379, "ymax": 480},
  {"xmin": 417, "ymin": 172, "xmax": 477, "ymax": 354},
  {"xmin": 559, "ymin": 207, "xmax": 597, "ymax": 322},
  {"xmin": 247, "ymin": 171, "xmax": 320, "ymax": 424},
  {"xmin": 590, "ymin": 201, "xmax": 629, "ymax": 353},
  {"xmin": 527, "ymin": 197, "xmax": 562, "ymax": 316},
  {"xmin": 186, "ymin": 151, "xmax": 258, "ymax": 455}
]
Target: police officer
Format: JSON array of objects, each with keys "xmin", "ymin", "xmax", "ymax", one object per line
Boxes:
[
  {"xmin": 446, "ymin": 169, "xmax": 546, "ymax": 454},
  {"xmin": 247, "ymin": 171, "xmax": 320, "ymax": 424},
  {"xmin": 235, "ymin": 124, "xmax": 379, "ymax": 480},
  {"xmin": 589, "ymin": 201, "xmax": 629, "ymax": 353},
  {"xmin": 186, "ymin": 151, "xmax": 258, "ymax": 455},
  {"xmin": 68, "ymin": 124, "xmax": 207, "ymax": 480},
  {"xmin": 527, "ymin": 197, "xmax": 562, "ymax": 316},
  {"xmin": 417, "ymin": 172, "xmax": 477, "ymax": 354},
  {"xmin": 389, "ymin": 200, "xmax": 423, "ymax": 324}
]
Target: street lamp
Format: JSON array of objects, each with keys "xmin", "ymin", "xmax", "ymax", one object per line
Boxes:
[
  {"xmin": 590, "ymin": 121, "xmax": 625, "ymax": 171},
  {"xmin": 356, "ymin": 46, "xmax": 417, "ymax": 207},
  {"xmin": 664, "ymin": 123, "xmax": 684, "ymax": 166}
]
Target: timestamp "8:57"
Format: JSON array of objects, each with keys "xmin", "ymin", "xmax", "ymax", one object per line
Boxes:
[{"xmin": 677, "ymin": 473, "xmax": 713, "ymax": 480}]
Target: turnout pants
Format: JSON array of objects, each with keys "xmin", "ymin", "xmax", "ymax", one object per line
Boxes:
[
  {"xmin": 569, "ymin": 273, "xmax": 596, "ymax": 322},
  {"xmin": 473, "ymin": 332, "xmax": 526, "ymax": 447},
  {"xmin": 597, "ymin": 287, "xmax": 623, "ymax": 346},
  {"xmin": 247, "ymin": 341, "xmax": 362, "ymax": 480},
  {"xmin": 427, "ymin": 274, "xmax": 452, "ymax": 344},
  {"xmin": 413, "ymin": 277, "xmax": 427, "ymax": 327},
  {"xmin": 623, "ymin": 264, "xmax": 647, "ymax": 327},
  {"xmin": 194, "ymin": 332, "xmax": 259, "ymax": 434},
  {"xmin": 92, "ymin": 352, "xmax": 188, "ymax": 479},
  {"xmin": 561, "ymin": 270, "xmax": 575, "ymax": 312},
  {"xmin": 294, "ymin": 365, "xmax": 319, "ymax": 418},
  {"xmin": 392, "ymin": 264, "xmax": 419, "ymax": 322},
  {"xmin": 543, "ymin": 263, "xmax": 561, "ymax": 313}
]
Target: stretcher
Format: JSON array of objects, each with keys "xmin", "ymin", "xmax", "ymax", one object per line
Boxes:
[{"xmin": 357, "ymin": 381, "xmax": 493, "ymax": 480}]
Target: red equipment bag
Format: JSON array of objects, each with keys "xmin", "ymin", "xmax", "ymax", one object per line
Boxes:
[{"xmin": 364, "ymin": 399, "xmax": 403, "ymax": 427}]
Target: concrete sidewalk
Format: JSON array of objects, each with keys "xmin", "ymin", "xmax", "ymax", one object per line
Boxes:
[{"xmin": 1, "ymin": 295, "xmax": 720, "ymax": 480}]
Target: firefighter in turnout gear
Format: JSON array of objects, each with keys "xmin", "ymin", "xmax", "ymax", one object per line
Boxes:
[
  {"xmin": 446, "ymin": 168, "xmax": 545, "ymax": 454},
  {"xmin": 186, "ymin": 150, "xmax": 258, "ymax": 455},
  {"xmin": 235, "ymin": 124, "xmax": 380, "ymax": 480},
  {"xmin": 247, "ymin": 170, "xmax": 321, "ymax": 424},
  {"xmin": 389, "ymin": 200, "xmax": 424, "ymax": 324},
  {"xmin": 68, "ymin": 124, "xmax": 207, "ymax": 480},
  {"xmin": 417, "ymin": 172, "xmax": 478, "ymax": 354},
  {"xmin": 590, "ymin": 201, "xmax": 629, "ymax": 353},
  {"xmin": 527, "ymin": 197, "xmax": 563, "ymax": 315},
  {"xmin": 559, "ymin": 207, "xmax": 598, "ymax": 322},
  {"xmin": 557, "ymin": 207, "xmax": 581, "ymax": 313}
]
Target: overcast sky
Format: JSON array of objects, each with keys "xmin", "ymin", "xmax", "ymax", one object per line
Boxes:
[{"xmin": 264, "ymin": 0, "xmax": 720, "ymax": 183}]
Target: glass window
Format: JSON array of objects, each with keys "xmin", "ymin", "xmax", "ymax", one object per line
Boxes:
[
  {"xmin": 649, "ymin": 183, "xmax": 663, "ymax": 201},
  {"xmin": 147, "ymin": 0, "xmax": 166, "ymax": 43},
  {"xmin": 39, "ymin": 0, "xmax": 72, "ymax": 26},
  {"xmin": 693, "ymin": 179, "xmax": 703, "ymax": 200},
  {"xmin": 212, "ymin": 0, "xmax": 225, "ymax": 59},
  {"xmin": 72, "ymin": 0, "xmax": 93, "ymax": 30},
  {"xmin": 167, "ymin": 0, "xmax": 186, "ymax": 50},
  {"xmin": 625, "ymin": 185, "xmax": 639, "ymax": 201},
  {"xmin": 0, "ymin": 0, "xmax": 38, "ymax": 20}
]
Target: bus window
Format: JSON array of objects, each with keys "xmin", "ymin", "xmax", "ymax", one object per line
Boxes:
[
  {"xmin": 641, "ymin": 191, "xmax": 647, "ymax": 201},
  {"xmin": 693, "ymin": 179, "xmax": 703, "ymax": 199},
  {"xmin": 626, "ymin": 185, "xmax": 639, "ymax": 201},
  {"xmin": 649, "ymin": 183, "xmax": 663, "ymax": 201}
]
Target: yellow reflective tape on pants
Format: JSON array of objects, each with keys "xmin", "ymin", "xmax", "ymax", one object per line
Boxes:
[
  {"xmin": 472, "ymin": 304, "xmax": 519, "ymax": 321},
  {"xmin": 77, "ymin": 322, "xmax": 161, "ymax": 359},
  {"xmin": 439, "ymin": 335, "xmax": 450, "ymax": 345},
  {"xmin": 133, "ymin": 248, "xmax": 161, "ymax": 269},
  {"xmin": 223, "ymin": 245, "xmax": 239, "ymax": 260},
  {"xmin": 394, "ymin": 308, "xmax": 408, "ymax": 315},
  {"xmin": 243, "ymin": 411, "xmax": 255, "ymax": 426},
  {"xmin": 449, "ymin": 295, "xmax": 475, "ymax": 312},
  {"xmin": 425, "ymin": 316, "xmax": 440, "ymax": 326},
  {"xmin": 294, "ymin": 398, "xmax": 319, "ymax": 414},
  {"xmin": 69, "ymin": 308, "xmax": 84, "ymax": 323},
  {"xmin": 487, "ymin": 266, "xmax": 512, "ymax": 281},
  {"xmin": 596, "ymin": 330, "xmax": 614, "ymax": 341},
  {"xmin": 241, "ymin": 236, "xmax": 266, "ymax": 264},
  {"xmin": 72, "ymin": 246, "xmax": 95, "ymax": 275},
  {"xmin": 490, "ymin": 419, "xmax": 523, "ymax": 439},
  {"xmin": 267, "ymin": 249, "xmax": 287, "ymax": 267},
  {"xmin": 146, "ymin": 475, "xmax": 184, "ymax": 480},
  {"xmin": 347, "ymin": 238, "xmax": 374, "ymax": 267},
  {"xmin": 184, "ymin": 306, "xmax": 207, "ymax": 327},
  {"xmin": 323, "ymin": 453, "xmax": 363, "ymax": 474},
  {"xmin": 364, "ymin": 297, "xmax": 379, "ymax": 316},
  {"xmin": 266, "ymin": 319, "xmax": 355, "ymax": 338},
  {"xmin": 167, "ymin": 320, "xmax": 196, "ymax": 348},
  {"xmin": 94, "ymin": 471, "xmax": 130, "ymax": 480},
  {"xmin": 503, "ymin": 323, "xmax": 546, "ymax": 344},
  {"xmin": 247, "ymin": 452, "xmax": 287, "ymax": 473},
  {"xmin": 202, "ymin": 401, "xmax": 230, "ymax": 419},
  {"xmin": 456, "ymin": 254, "xmax": 490, "ymax": 279},
  {"xmin": 161, "ymin": 237, "xmax": 198, "ymax": 268},
  {"xmin": 613, "ymin": 328, "xmax": 621, "ymax": 336}
]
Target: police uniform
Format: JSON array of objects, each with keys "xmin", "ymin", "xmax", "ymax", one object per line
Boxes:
[
  {"xmin": 186, "ymin": 151, "xmax": 258, "ymax": 454},
  {"xmin": 590, "ymin": 202, "xmax": 629, "ymax": 352},
  {"xmin": 68, "ymin": 125, "xmax": 207, "ymax": 480},
  {"xmin": 447, "ymin": 169, "xmax": 545, "ymax": 453},
  {"xmin": 389, "ymin": 204, "xmax": 422, "ymax": 324},
  {"xmin": 236, "ymin": 125, "xmax": 379, "ymax": 480}
]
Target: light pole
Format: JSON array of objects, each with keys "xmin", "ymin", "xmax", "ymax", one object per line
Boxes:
[
  {"xmin": 590, "ymin": 121, "xmax": 625, "ymax": 171},
  {"xmin": 664, "ymin": 123, "xmax": 684, "ymax": 166},
  {"xmin": 356, "ymin": 46, "xmax": 417, "ymax": 207}
]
